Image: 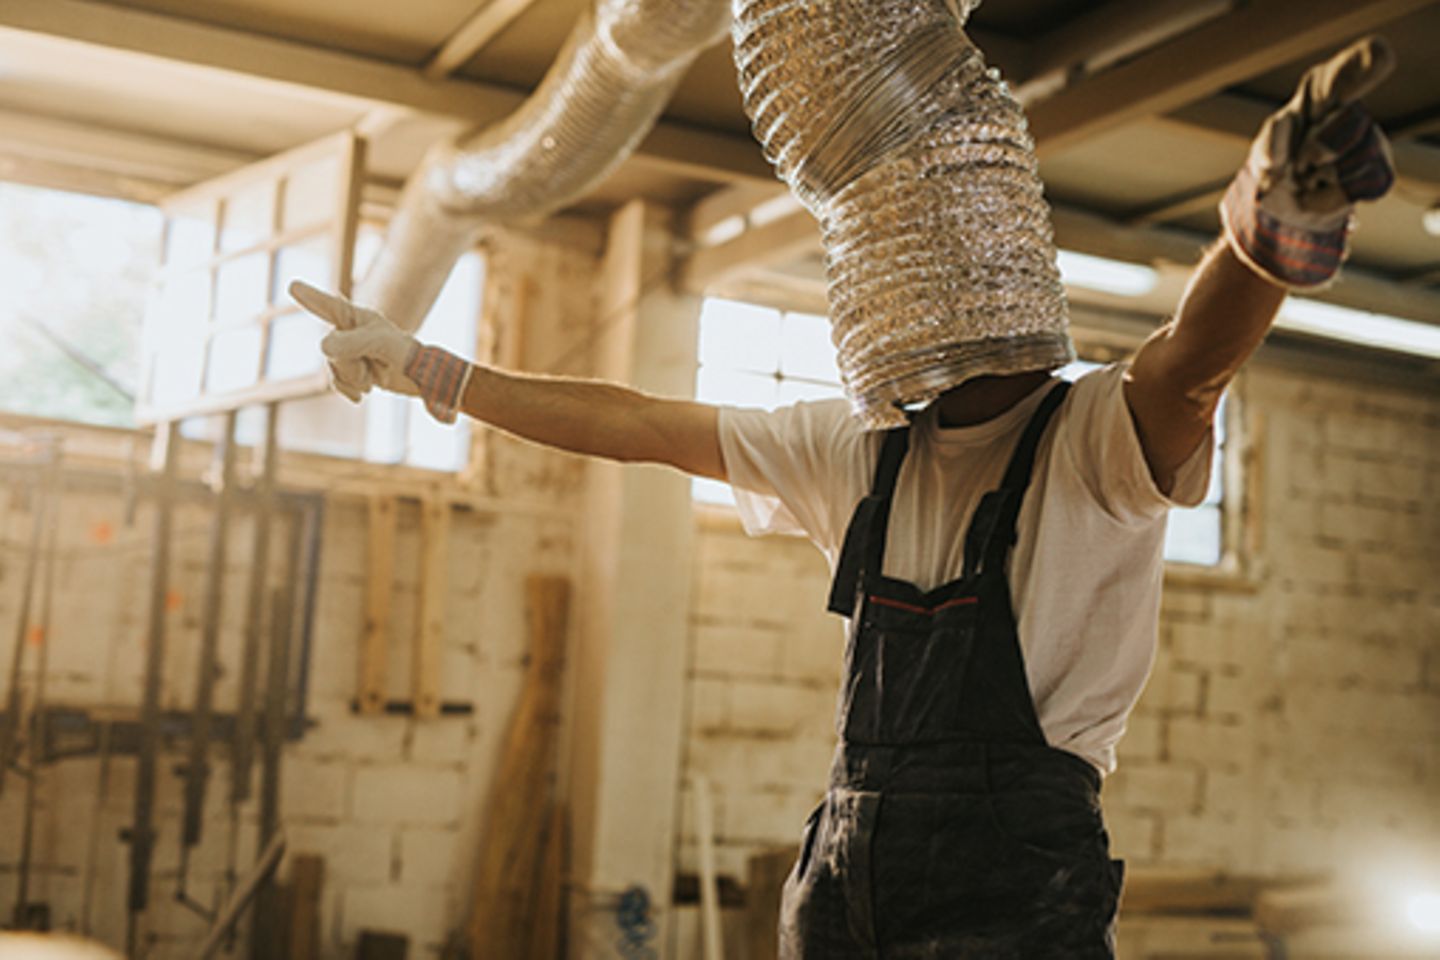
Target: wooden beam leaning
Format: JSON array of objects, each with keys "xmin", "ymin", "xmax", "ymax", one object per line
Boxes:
[
  {"xmin": 424, "ymin": 0, "xmax": 542, "ymax": 80},
  {"xmin": 1026, "ymin": 0, "xmax": 1440, "ymax": 157},
  {"xmin": 412, "ymin": 497, "xmax": 448, "ymax": 721},
  {"xmin": 680, "ymin": 207, "xmax": 820, "ymax": 294},
  {"xmin": 359, "ymin": 495, "xmax": 397, "ymax": 715}
]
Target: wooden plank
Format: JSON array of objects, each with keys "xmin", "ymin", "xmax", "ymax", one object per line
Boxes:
[
  {"xmin": 424, "ymin": 0, "xmax": 542, "ymax": 79},
  {"xmin": 470, "ymin": 575, "xmax": 570, "ymax": 955},
  {"xmin": 1027, "ymin": 0, "xmax": 1439, "ymax": 157},
  {"xmin": 286, "ymin": 854, "xmax": 325, "ymax": 960},
  {"xmin": 680, "ymin": 208, "xmax": 821, "ymax": 294},
  {"xmin": 359, "ymin": 495, "xmax": 397, "ymax": 715},
  {"xmin": 412, "ymin": 497, "xmax": 448, "ymax": 721},
  {"xmin": 745, "ymin": 847, "xmax": 797, "ymax": 960},
  {"xmin": 1016, "ymin": 0, "xmax": 1233, "ymax": 104}
]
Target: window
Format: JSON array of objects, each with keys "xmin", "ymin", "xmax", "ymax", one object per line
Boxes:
[
  {"xmin": 0, "ymin": 130, "xmax": 482, "ymax": 474},
  {"xmin": 692, "ymin": 298, "xmax": 844, "ymax": 505},
  {"xmin": 0, "ymin": 180, "xmax": 162, "ymax": 427},
  {"xmin": 1058, "ymin": 360, "xmax": 1230, "ymax": 568},
  {"xmin": 695, "ymin": 299, "xmax": 1236, "ymax": 569}
]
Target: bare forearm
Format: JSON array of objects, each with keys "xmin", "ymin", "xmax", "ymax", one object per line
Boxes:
[
  {"xmin": 458, "ymin": 364, "xmax": 725, "ymax": 479},
  {"xmin": 1125, "ymin": 240, "xmax": 1287, "ymax": 490},
  {"xmin": 1151, "ymin": 240, "xmax": 1288, "ymax": 400}
]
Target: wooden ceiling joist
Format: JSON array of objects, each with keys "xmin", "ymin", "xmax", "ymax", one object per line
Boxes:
[
  {"xmin": 681, "ymin": 198, "xmax": 1440, "ymax": 332},
  {"xmin": 1026, "ymin": 0, "xmax": 1440, "ymax": 157},
  {"xmin": 0, "ymin": 0, "xmax": 774, "ymax": 189},
  {"xmin": 424, "ymin": 0, "xmax": 542, "ymax": 80},
  {"xmin": 1014, "ymin": 0, "xmax": 1235, "ymax": 105}
]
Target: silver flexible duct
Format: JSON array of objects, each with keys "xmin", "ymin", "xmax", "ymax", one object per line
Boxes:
[
  {"xmin": 361, "ymin": 0, "xmax": 732, "ymax": 330},
  {"xmin": 734, "ymin": 0, "xmax": 1074, "ymax": 428}
]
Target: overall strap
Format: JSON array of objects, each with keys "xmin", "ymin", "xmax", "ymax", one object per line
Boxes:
[
  {"xmin": 962, "ymin": 381, "xmax": 1072, "ymax": 580},
  {"xmin": 827, "ymin": 427, "xmax": 911, "ymax": 617}
]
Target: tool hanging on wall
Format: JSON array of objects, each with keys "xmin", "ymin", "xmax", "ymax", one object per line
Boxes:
[
  {"xmin": 251, "ymin": 504, "xmax": 307, "ymax": 960},
  {"xmin": 124, "ymin": 420, "xmax": 181, "ymax": 957},
  {"xmin": 12, "ymin": 442, "xmax": 63, "ymax": 931},
  {"xmin": 177, "ymin": 410, "xmax": 240, "ymax": 910},
  {"xmin": 0, "ymin": 437, "xmax": 58, "ymax": 799}
]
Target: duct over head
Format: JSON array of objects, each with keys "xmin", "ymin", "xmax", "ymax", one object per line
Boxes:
[
  {"xmin": 358, "ymin": 0, "xmax": 732, "ymax": 332},
  {"xmin": 733, "ymin": 0, "xmax": 1074, "ymax": 428}
]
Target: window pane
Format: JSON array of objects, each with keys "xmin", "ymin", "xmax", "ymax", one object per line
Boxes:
[
  {"xmin": 780, "ymin": 311, "xmax": 840, "ymax": 382},
  {"xmin": 274, "ymin": 239, "xmax": 333, "ymax": 305},
  {"xmin": 150, "ymin": 335, "xmax": 207, "ymax": 408},
  {"xmin": 213, "ymin": 253, "xmax": 269, "ymax": 325},
  {"xmin": 204, "ymin": 324, "xmax": 263, "ymax": 393},
  {"xmin": 693, "ymin": 477, "xmax": 736, "ymax": 507},
  {"xmin": 220, "ymin": 181, "xmax": 276, "ymax": 254},
  {"xmin": 152, "ymin": 270, "xmax": 213, "ymax": 338},
  {"xmin": 265, "ymin": 311, "xmax": 327, "ymax": 381},
  {"xmin": 281, "ymin": 158, "xmax": 340, "ymax": 233},
  {"xmin": 778, "ymin": 378, "xmax": 844, "ymax": 406},
  {"xmin": 1165, "ymin": 506, "xmax": 1222, "ymax": 567},
  {"xmin": 166, "ymin": 206, "xmax": 216, "ymax": 269},
  {"xmin": 698, "ymin": 299, "xmax": 781, "ymax": 374},
  {"xmin": 697, "ymin": 367, "xmax": 779, "ymax": 410}
]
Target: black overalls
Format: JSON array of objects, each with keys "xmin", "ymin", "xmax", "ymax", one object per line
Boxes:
[{"xmin": 779, "ymin": 382, "xmax": 1125, "ymax": 959}]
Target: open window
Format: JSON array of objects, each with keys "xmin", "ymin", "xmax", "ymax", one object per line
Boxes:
[{"xmin": 136, "ymin": 133, "xmax": 364, "ymax": 423}]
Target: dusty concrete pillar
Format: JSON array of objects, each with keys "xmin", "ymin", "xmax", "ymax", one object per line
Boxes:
[{"xmin": 567, "ymin": 199, "xmax": 700, "ymax": 956}]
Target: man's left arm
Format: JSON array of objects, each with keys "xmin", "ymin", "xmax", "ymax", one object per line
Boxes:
[{"xmin": 1123, "ymin": 37, "xmax": 1398, "ymax": 494}]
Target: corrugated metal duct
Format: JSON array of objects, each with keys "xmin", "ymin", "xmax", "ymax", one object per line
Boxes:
[{"xmin": 358, "ymin": 0, "xmax": 732, "ymax": 331}]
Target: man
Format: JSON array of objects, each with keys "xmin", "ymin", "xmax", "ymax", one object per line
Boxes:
[{"xmin": 292, "ymin": 34, "xmax": 1395, "ymax": 959}]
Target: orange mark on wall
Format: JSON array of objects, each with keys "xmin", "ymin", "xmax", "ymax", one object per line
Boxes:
[
  {"xmin": 26, "ymin": 626, "xmax": 45, "ymax": 647},
  {"xmin": 89, "ymin": 520, "xmax": 116, "ymax": 545},
  {"xmin": 166, "ymin": 590, "xmax": 184, "ymax": 612}
]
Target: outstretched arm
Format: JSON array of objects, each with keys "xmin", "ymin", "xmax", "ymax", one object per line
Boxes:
[
  {"xmin": 457, "ymin": 366, "xmax": 725, "ymax": 479},
  {"xmin": 1123, "ymin": 243, "xmax": 1284, "ymax": 494},
  {"xmin": 1123, "ymin": 37, "xmax": 1396, "ymax": 493},
  {"xmin": 289, "ymin": 280, "xmax": 726, "ymax": 481}
]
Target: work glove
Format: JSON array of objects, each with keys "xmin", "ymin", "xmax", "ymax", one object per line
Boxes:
[
  {"xmin": 288, "ymin": 281, "xmax": 472, "ymax": 424},
  {"xmin": 1221, "ymin": 36, "xmax": 1397, "ymax": 289}
]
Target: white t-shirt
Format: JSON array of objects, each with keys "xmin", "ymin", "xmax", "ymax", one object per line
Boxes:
[{"xmin": 717, "ymin": 363, "xmax": 1213, "ymax": 775}]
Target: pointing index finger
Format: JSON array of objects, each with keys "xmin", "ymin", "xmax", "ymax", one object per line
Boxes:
[{"xmin": 289, "ymin": 280, "xmax": 356, "ymax": 330}]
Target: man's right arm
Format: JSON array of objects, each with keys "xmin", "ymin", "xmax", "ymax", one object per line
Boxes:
[
  {"xmin": 459, "ymin": 365, "xmax": 726, "ymax": 481},
  {"xmin": 289, "ymin": 279, "xmax": 727, "ymax": 482}
]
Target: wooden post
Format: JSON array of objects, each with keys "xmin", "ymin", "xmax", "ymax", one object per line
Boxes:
[
  {"xmin": 412, "ymin": 497, "xmax": 448, "ymax": 720},
  {"xmin": 359, "ymin": 494, "xmax": 396, "ymax": 714}
]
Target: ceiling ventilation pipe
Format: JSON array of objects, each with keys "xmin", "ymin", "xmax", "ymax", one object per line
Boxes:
[{"xmin": 358, "ymin": 0, "xmax": 732, "ymax": 331}]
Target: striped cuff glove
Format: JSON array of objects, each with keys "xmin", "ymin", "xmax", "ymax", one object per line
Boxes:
[
  {"xmin": 404, "ymin": 345, "xmax": 473, "ymax": 424},
  {"xmin": 1221, "ymin": 38, "xmax": 1396, "ymax": 290}
]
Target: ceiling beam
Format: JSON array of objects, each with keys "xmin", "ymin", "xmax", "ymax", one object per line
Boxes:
[
  {"xmin": 680, "ymin": 199, "xmax": 1440, "ymax": 329},
  {"xmin": 0, "ymin": 0, "xmax": 775, "ymax": 188},
  {"xmin": 1125, "ymin": 94, "xmax": 1440, "ymax": 225},
  {"xmin": 424, "ymin": 0, "xmax": 542, "ymax": 80},
  {"xmin": 1015, "ymin": 0, "xmax": 1234, "ymax": 105},
  {"xmin": 1026, "ymin": 0, "xmax": 1440, "ymax": 157},
  {"xmin": 0, "ymin": 107, "xmax": 258, "ymax": 187},
  {"xmin": 1050, "ymin": 204, "xmax": 1440, "ymax": 326},
  {"xmin": 679, "ymin": 207, "xmax": 821, "ymax": 293}
]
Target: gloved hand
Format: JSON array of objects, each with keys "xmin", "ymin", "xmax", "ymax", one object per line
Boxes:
[
  {"xmin": 289, "ymin": 281, "xmax": 472, "ymax": 424},
  {"xmin": 1221, "ymin": 36, "xmax": 1397, "ymax": 289}
]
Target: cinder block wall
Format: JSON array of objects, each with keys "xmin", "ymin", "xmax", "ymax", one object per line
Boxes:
[
  {"xmin": 0, "ymin": 226, "xmax": 601, "ymax": 958},
  {"xmin": 677, "ymin": 361, "xmax": 1440, "ymax": 897}
]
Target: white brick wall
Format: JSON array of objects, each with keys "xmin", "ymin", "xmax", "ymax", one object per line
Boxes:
[{"xmin": 675, "ymin": 362, "xmax": 1440, "ymax": 950}]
